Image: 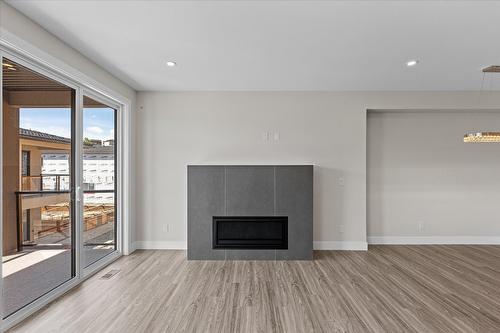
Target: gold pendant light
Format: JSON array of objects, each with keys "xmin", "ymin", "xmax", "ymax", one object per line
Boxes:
[
  {"xmin": 463, "ymin": 66, "xmax": 500, "ymax": 143},
  {"xmin": 464, "ymin": 132, "xmax": 500, "ymax": 143}
]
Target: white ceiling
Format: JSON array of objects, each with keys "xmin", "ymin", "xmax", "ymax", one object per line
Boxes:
[{"xmin": 7, "ymin": 0, "xmax": 500, "ymax": 91}]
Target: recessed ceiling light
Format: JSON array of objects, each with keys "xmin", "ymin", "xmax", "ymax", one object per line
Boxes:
[
  {"xmin": 406, "ymin": 60, "xmax": 419, "ymax": 67},
  {"xmin": 166, "ymin": 61, "xmax": 177, "ymax": 67}
]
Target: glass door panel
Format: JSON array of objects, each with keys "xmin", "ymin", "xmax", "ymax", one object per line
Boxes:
[
  {"xmin": 82, "ymin": 95, "xmax": 117, "ymax": 267},
  {"xmin": 2, "ymin": 57, "xmax": 75, "ymax": 317}
]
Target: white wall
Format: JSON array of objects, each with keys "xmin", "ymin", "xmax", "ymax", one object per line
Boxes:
[
  {"xmin": 136, "ymin": 91, "xmax": 500, "ymax": 250},
  {"xmin": 367, "ymin": 111, "xmax": 500, "ymax": 244}
]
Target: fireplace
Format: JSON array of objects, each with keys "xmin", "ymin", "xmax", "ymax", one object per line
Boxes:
[
  {"xmin": 212, "ymin": 216, "xmax": 288, "ymax": 249},
  {"xmin": 188, "ymin": 165, "xmax": 312, "ymax": 260}
]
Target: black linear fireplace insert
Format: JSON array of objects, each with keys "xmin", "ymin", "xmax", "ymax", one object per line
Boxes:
[{"xmin": 212, "ymin": 216, "xmax": 288, "ymax": 249}]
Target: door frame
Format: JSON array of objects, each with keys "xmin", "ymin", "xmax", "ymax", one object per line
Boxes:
[
  {"xmin": 0, "ymin": 36, "xmax": 132, "ymax": 331},
  {"xmin": 80, "ymin": 89, "xmax": 123, "ymax": 278}
]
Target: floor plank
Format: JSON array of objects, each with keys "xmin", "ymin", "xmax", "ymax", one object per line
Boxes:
[{"xmin": 7, "ymin": 246, "xmax": 500, "ymax": 333}]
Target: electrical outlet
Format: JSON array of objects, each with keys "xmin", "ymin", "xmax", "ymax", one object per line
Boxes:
[
  {"xmin": 162, "ymin": 224, "xmax": 170, "ymax": 233},
  {"xmin": 418, "ymin": 221, "xmax": 425, "ymax": 232},
  {"xmin": 273, "ymin": 132, "xmax": 280, "ymax": 142},
  {"xmin": 339, "ymin": 224, "xmax": 345, "ymax": 234}
]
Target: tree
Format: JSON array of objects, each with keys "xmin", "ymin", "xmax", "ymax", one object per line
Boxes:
[{"xmin": 83, "ymin": 137, "xmax": 94, "ymax": 147}]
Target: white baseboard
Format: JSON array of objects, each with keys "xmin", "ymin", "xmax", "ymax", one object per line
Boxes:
[
  {"xmin": 128, "ymin": 241, "xmax": 138, "ymax": 253},
  {"xmin": 313, "ymin": 241, "xmax": 368, "ymax": 251},
  {"xmin": 132, "ymin": 237, "xmax": 499, "ymax": 251},
  {"xmin": 134, "ymin": 241, "xmax": 187, "ymax": 250},
  {"xmin": 368, "ymin": 236, "xmax": 500, "ymax": 245},
  {"xmin": 134, "ymin": 241, "xmax": 367, "ymax": 251}
]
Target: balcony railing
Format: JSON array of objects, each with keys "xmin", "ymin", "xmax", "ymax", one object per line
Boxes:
[
  {"xmin": 21, "ymin": 174, "xmax": 70, "ymax": 191},
  {"xmin": 15, "ymin": 188, "xmax": 115, "ymax": 251}
]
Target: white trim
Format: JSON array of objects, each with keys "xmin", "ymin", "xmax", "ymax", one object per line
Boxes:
[
  {"xmin": 134, "ymin": 241, "xmax": 187, "ymax": 250},
  {"xmin": 135, "ymin": 241, "xmax": 369, "ymax": 251},
  {"xmin": 75, "ymin": 83, "xmax": 84, "ymax": 280},
  {"xmin": 129, "ymin": 241, "xmax": 138, "ymax": 253},
  {"xmin": 134, "ymin": 238, "xmax": 499, "ymax": 250},
  {"xmin": 368, "ymin": 236, "xmax": 500, "ymax": 245},
  {"xmin": 313, "ymin": 241, "xmax": 368, "ymax": 251},
  {"xmin": 121, "ymin": 98, "xmax": 132, "ymax": 255}
]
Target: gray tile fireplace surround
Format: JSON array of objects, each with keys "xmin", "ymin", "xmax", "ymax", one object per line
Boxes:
[{"xmin": 187, "ymin": 165, "xmax": 313, "ymax": 260}]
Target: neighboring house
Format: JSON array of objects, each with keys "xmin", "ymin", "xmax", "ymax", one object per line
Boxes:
[
  {"xmin": 41, "ymin": 145, "xmax": 115, "ymax": 204},
  {"xmin": 20, "ymin": 128, "xmax": 115, "ymax": 204}
]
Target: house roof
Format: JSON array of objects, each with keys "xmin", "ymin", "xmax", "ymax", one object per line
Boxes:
[
  {"xmin": 20, "ymin": 128, "xmax": 71, "ymax": 144},
  {"xmin": 20, "ymin": 128, "xmax": 114, "ymax": 154}
]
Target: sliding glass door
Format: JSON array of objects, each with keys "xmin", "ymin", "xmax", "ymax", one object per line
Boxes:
[
  {"xmin": 82, "ymin": 95, "xmax": 117, "ymax": 268},
  {"xmin": 1, "ymin": 57, "xmax": 76, "ymax": 317},
  {"xmin": 1, "ymin": 53, "xmax": 122, "ymax": 322}
]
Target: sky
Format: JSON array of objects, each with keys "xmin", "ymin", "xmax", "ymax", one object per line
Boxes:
[{"xmin": 20, "ymin": 107, "xmax": 115, "ymax": 141}]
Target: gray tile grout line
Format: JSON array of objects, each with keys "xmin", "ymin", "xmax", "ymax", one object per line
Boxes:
[
  {"xmin": 224, "ymin": 166, "xmax": 227, "ymax": 216},
  {"xmin": 273, "ymin": 166, "xmax": 276, "ymax": 216},
  {"xmin": 224, "ymin": 166, "xmax": 227, "ymax": 261},
  {"xmin": 274, "ymin": 166, "xmax": 277, "ymax": 262}
]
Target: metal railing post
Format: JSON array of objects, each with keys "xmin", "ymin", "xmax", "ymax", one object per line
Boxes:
[{"xmin": 16, "ymin": 193, "xmax": 23, "ymax": 252}]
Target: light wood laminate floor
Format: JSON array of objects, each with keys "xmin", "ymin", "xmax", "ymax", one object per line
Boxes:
[{"xmin": 8, "ymin": 246, "xmax": 500, "ymax": 333}]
